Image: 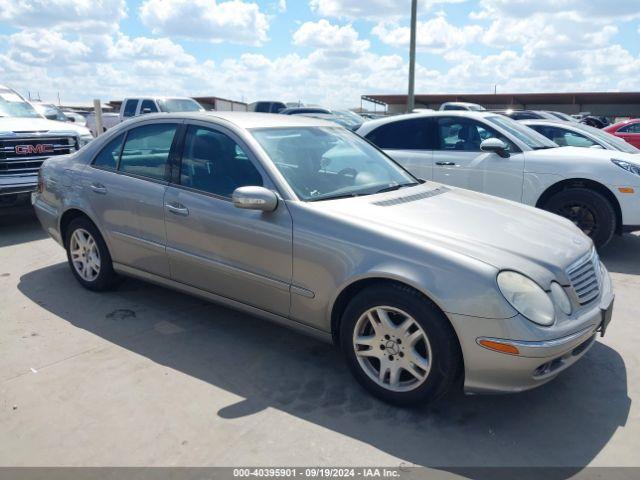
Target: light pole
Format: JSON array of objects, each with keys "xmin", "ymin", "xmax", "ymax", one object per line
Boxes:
[{"xmin": 407, "ymin": 0, "xmax": 418, "ymax": 113}]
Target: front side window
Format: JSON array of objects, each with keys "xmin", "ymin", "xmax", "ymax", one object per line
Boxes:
[
  {"xmin": 119, "ymin": 123, "xmax": 178, "ymax": 181},
  {"xmin": 93, "ymin": 133, "xmax": 124, "ymax": 169},
  {"xmin": 366, "ymin": 118, "xmax": 434, "ymax": 150},
  {"xmin": 123, "ymin": 100, "xmax": 138, "ymax": 118},
  {"xmin": 140, "ymin": 99, "xmax": 158, "ymax": 114},
  {"xmin": 179, "ymin": 126, "xmax": 263, "ymax": 198},
  {"xmin": 252, "ymin": 127, "xmax": 418, "ymax": 202},
  {"xmin": 435, "ymin": 117, "xmax": 514, "ymax": 152},
  {"xmin": 485, "ymin": 115, "xmax": 557, "ymax": 150}
]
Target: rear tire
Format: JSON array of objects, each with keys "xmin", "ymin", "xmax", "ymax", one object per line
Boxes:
[
  {"xmin": 543, "ymin": 188, "xmax": 616, "ymax": 249},
  {"xmin": 65, "ymin": 217, "xmax": 120, "ymax": 291},
  {"xmin": 340, "ymin": 284, "xmax": 462, "ymax": 406}
]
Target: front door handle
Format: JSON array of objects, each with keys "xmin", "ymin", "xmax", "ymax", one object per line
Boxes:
[
  {"xmin": 90, "ymin": 183, "xmax": 107, "ymax": 194},
  {"xmin": 435, "ymin": 162, "xmax": 457, "ymax": 166},
  {"xmin": 165, "ymin": 202, "xmax": 189, "ymax": 216}
]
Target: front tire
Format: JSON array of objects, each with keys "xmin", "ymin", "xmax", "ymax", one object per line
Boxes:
[
  {"xmin": 543, "ymin": 188, "xmax": 616, "ymax": 249},
  {"xmin": 65, "ymin": 217, "xmax": 119, "ymax": 291},
  {"xmin": 340, "ymin": 284, "xmax": 462, "ymax": 406}
]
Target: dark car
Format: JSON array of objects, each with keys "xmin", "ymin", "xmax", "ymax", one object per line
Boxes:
[
  {"xmin": 493, "ymin": 110, "xmax": 559, "ymax": 121},
  {"xmin": 248, "ymin": 101, "xmax": 287, "ymax": 114},
  {"xmin": 280, "ymin": 107, "xmax": 333, "ymax": 115}
]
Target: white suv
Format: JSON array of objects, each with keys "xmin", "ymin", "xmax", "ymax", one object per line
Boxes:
[{"xmin": 357, "ymin": 111, "xmax": 640, "ymax": 248}]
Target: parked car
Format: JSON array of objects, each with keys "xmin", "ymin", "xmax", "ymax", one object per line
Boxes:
[
  {"xmin": 0, "ymin": 84, "xmax": 93, "ymax": 205},
  {"xmin": 61, "ymin": 109, "xmax": 89, "ymax": 127},
  {"xmin": 545, "ymin": 111, "xmax": 579, "ymax": 123},
  {"xmin": 439, "ymin": 102, "xmax": 485, "ymax": 112},
  {"xmin": 32, "ymin": 102, "xmax": 73, "ymax": 123},
  {"xmin": 249, "ymin": 101, "xmax": 287, "ymax": 113},
  {"xmin": 604, "ymin": 119, "xmax": 640, "ymax": 149},
  {"xmin": 33, "ymin": 112, "xmax": 614, "ymax": 405},
  {"xmin": 521, "ymin": 119, "xmax": 640, "ymax": 154},
  {"xmin": 85, "ymin": 112, "xmax": 121, "ymax": 137},
  {"xmin": 358, "ymin": 111, "xmax": 640, "ymax": 248},
  {"xmin": 574, "ymin": 113, "xmax": 610, "ymax": 129},
  {"xmin": 494, "ymin": 109, "xmax": 560, "ymax": 121},
  {"xmin": 280, "ymin": 107, "xmax": 333, "ymax": 115}
]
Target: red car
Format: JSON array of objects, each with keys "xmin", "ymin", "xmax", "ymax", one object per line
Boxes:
[{"xmin": 604, "ymin": 119, "xmax": 640, "ymax": 148}]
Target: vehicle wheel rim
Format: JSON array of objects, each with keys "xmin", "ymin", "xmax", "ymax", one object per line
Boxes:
[
  {"xmin": 70, "ymin": 228, "xmax": 101, "ymax": 282},
  {"xmin": 352, "ymin": 306, "xmax": 432, "ymax": 393},
  {"xmin": 557, "ymin": 203, "xmax": 598, "ymax": 237}
]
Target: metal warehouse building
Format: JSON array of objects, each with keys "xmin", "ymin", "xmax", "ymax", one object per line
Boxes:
[{"xmin": 361, "ymin": 92, "xmax": 640, "ymax": 118}]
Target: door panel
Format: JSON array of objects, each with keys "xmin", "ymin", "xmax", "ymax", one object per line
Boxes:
[
  {"xmin": 164, "ymin": 124, "xmax": 292, "ymax": 316},
  {"xmin": 432, "ymin": 117, "xmax": 524, "ymax": 202}
]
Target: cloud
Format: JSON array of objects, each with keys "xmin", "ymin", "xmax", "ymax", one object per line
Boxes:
[
  {"xmin": 373, "ymin": 16, "xmax": 483, "ymax": 52},
  {"xmin": 139, "ymin": 0, "xmax": 270, "ymax": 46},
  {"xmin": 293, "ymin": 20, "xmax": 368, "ymax": 52},
  {"xmin": 0, "ymin": 0, "xmax": 127, "ymax": 33},
  {"xmin": 309, "ymin": 0, "xmax": 466, "ymax": 20}
]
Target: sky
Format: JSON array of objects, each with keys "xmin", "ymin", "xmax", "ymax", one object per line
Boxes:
[{"xmin": 0, "ymin": 0, "xmax": 639, "ymax": 108}]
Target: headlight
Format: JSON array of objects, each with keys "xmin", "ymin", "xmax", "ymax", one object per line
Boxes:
[
  {"xmin": 78, "ymin": 134, "xmax": 94, "ymax": 148},
  {"xmin": 497, "ymin": 271, "xmax": 555, "ymax": 326},
  {"xmin": 611, "ymin": 159, "xmax": 640, "ymax": 176},
  {"xmin": 550, "ymin": 282, "xmax": 572, "ymax": 315}
]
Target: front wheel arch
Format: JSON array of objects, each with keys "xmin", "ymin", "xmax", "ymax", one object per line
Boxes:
[{"xmin": 535, "ymin": 178, "xmax": 622, "ymax": 235}]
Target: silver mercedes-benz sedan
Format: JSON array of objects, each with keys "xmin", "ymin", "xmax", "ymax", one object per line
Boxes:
[{"xmin": 32, "ymin": 112, "xmax": 614, "ymax": 405}]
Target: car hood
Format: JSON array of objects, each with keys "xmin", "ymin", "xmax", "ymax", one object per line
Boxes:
[
  {"xmin": 527, "ymin": 146, "xmax": 640, "ymax": 163},
  {"xmin": 311, "ymin": 183, "xmax": 592, "ymax": 286},
  {"xmin": 0, "ymin": 117, "xmax": 91, "ymax": 136}
]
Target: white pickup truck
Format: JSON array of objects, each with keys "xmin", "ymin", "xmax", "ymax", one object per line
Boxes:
[
  {"xmin": 0, "ymin": 85, "xmax": 93, "ymax": 205},
  {"xmin": 86, "ymin": 97, "xmax": 205, "ymax": 136}
]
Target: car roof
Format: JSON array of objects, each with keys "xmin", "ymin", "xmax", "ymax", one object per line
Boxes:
[
  {"xmin": 357, "ymin": 110, "xmax": 497, "ymax": 133},
  {"xmin": 125, "ymin": 111, "xmax": 338, "ymax": 129}
]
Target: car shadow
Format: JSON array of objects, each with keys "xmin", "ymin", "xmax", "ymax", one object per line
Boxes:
[
  {"xmin": 0, "ymin": 202, "xmax": 48, "ymax": 247},
  {"xmin": 17, "ymin": 263, "xmax": 631, "ymax": 476},
  {"xmin": 599, "ymin": 233, "xmax": 640, "ymax": 276}
]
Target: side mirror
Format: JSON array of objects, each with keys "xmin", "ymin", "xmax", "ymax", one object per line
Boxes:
[
  {"xmin": 67, "ymin": 116, "xmax": 76, "ymax": 122},
  {"xmin": 232, "ymin": 186, "xmax": 278, "ymax": 212},
  {"xmin": 141, "ymin": 108, "xmax": 152, "ymax": 114},
  {"xmin": 480, "ymin": 138, "xmax": 510, "ymax": 158}
]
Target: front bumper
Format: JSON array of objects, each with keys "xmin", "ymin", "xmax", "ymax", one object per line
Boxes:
[
  {"xmin": 0, "ymin": 175, "xmax": 38, "ymax": 196},
  {"xmin": 449, "ymin": 272, "xmax": 614, "ymax": 394}
]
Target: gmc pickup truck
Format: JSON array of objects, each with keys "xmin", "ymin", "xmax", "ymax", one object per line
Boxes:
[
  {"xmin": 86, "ymin": 97, "xmax": 205, "ymax": 136},
  {"xmin": 0, "ymin": 85, "xmax": 93, "ymax": 205}
]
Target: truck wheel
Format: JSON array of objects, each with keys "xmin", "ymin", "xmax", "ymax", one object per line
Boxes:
[
  {"xmin": 340, "ymin": 284, "xmax": 462, "ymax": 406},
  {"xmin": 65, "ymin": 217, "xmax": 120, "ymax": 291},
  {"xmin": 543, "ymin": 188, "xmax": 616, "ymax": 249}
]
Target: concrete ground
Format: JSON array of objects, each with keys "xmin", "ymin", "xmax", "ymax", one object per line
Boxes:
[{"xmin": 0, "ymin": 203, "xmax": 638, "ymax": 472}]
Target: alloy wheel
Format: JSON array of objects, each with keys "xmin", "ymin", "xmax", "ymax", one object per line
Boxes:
[
  {"xmin": 352, "ymin": 306, "xmax": 432, "ymax": 392},
  {"xmin": 70, "ymin": 228, "xmax": 101, "ymax": 282},
  {"xmin": 557, "ymin": 203, "xmax": 598, "ymax": 237}
]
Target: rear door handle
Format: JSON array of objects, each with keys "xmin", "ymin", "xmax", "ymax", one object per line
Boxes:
[
  {"xmin": 435, "ymin": 162, "xmax": 457, "ymax": 166},
  {"xmin": 90, "ymin": 183, "xmax": 107, "ymax": 194},
  {"xmin": 165, "ymin": 202, "xmax": 189, "ymax": 216}
]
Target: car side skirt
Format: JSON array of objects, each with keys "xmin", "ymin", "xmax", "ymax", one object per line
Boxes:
[{"xmin": 113, "ymin": 263, "xmax": 333, "ymax": 344}]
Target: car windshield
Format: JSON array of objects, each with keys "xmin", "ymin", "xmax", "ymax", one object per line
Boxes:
[
  {"xmin": 251, "ymin": 127, "xmax": 419, "ymax": 201},
  {"xmin": 157, "ymin": 99, "xmax": 203, "ymax": 113},
  {"xmin": 0, "ymin": 90, "xmax": 42, "ymax": 118},
  {"xmin": 575, "ymin": 123, "xmax": 640, "ymax": 154},
  {"xmin": 485, "ymin": 115, "xmax": 558, "ymax": 149}
]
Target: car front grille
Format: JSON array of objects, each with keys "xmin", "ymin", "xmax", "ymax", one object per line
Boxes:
[
  {"xmin": 0, "ymin": 136, "xmax": 76, "ymax": 176},
  {"xmin": 567, "ymin": 249, "xmax": 601, "ymax": 306}
]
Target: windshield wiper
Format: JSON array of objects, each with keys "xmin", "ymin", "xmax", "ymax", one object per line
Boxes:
[
  {"xmin": 308, "ymin": 192, "xmax": 361, "ymax": 202},
  {"xmin": 373, "ymin": 182, "xmax": 420, "ymax": 194},
  {"xmin": 532, "ymin": 145, "xmax": 556, "ymax": 150}
]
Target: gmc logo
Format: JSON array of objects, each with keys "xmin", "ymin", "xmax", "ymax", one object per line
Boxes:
[{"xmin": 15, "ymin": 144, "xmax": 54, "ymax": 155}]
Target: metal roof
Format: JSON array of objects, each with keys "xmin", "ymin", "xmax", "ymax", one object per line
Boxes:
[{"xmin": 362, "ymin": 92, "xmax": 640, "ymax": 106}]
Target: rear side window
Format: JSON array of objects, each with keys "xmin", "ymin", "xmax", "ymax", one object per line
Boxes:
[
  {"xmin": 619, "ymin": 123, "xmax": 640, "ymax": 134},
  {"xmin": 118, "ymin": 124, "xmax": 178, "ymax": 181},
  {"xmin": 365, "ymin": 118, "xmax": 435, "ymax": 150},
  {"xmin": 122, "ymin": 100, "xmax": 138, "ymax": 118},
  {"xmin": 140, "ymin": 99, "xmax": 158, "ymax": 113},
  {"xmin": 93, "ymin": 133, "xmax": 124, "ymax": 169}
]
